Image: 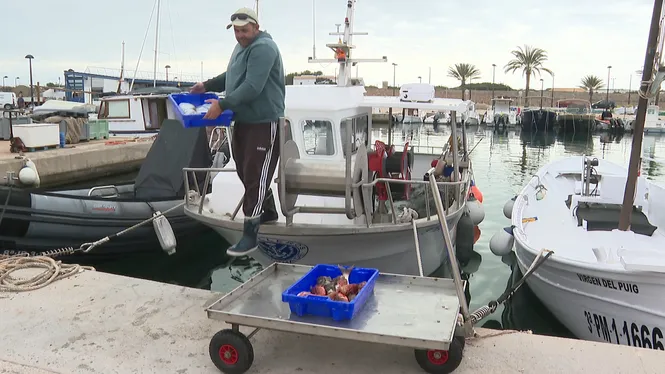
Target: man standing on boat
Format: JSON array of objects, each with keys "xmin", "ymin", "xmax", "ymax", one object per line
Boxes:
[{"xmin": 190, "ymin": 7, "xmax": 285, "ymax": 257}]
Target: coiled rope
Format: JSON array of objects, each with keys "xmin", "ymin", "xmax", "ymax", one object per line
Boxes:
[{"xmin": 0, "ymin": 254, "xmax": 94, "ymax": 292}]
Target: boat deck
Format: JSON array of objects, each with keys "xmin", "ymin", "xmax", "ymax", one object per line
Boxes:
[{"xmin": 515, "ymin": 157, "xmax": 665, "ymax": 271}]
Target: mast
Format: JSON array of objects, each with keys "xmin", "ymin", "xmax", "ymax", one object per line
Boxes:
[
  {"xmin": 618, "ymin": 0, "xmax": 664, "ymax": 230},
  {"xmin": 117, "ymin": 41, "xmax": 125, "ymax": 94},
  {"xmin": 153, "ymin": 0, "xmax": 161, "ymax": 87},
  {"xmin": 308, "ymin": 0, "xmax": 387, "ymax": 87},
  {"xmin": 312, "ymin": 0, "xmax": 316, "ymax": 60}
]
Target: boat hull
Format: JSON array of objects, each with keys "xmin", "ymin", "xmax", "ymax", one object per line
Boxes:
[
  {"xmin": 186, "ymin": 205, "xmax": 463, "ymax": 276},
  {"xmin": 515, "ymin": 244, "xmax": 665, "ymax": 350},
  {"xmin": 0, "ymin": 185, "xmax": 209, "ymax": 258},
  {"xmin": 521, "ymin": 109, "xmax": 556, "ymax": 132}
]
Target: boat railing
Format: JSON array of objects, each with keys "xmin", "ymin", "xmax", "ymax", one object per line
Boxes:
[{"xmin": 181, "ymin": 166, "xmax": 468, "ymax": 227}]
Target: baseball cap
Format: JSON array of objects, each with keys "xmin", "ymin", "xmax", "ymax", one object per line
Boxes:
[{"xmin": 226, "ymin": 8, "xmax": 258, "ymax": 29}]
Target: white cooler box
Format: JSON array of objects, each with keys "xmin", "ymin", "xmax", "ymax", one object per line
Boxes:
[
  {"xmin": 399, "ymin": 83, "xmax": 435, "ymax": 103},
  {"xmin": 13, "ymin": 123, "xmax": 60, "ymax": 148}
]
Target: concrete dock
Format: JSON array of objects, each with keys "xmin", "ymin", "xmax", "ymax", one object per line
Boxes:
[
  {"xmin": 0, "ymin": 138, "xmax": 153, "ymax": 187},
  {"xmin": 1, "ymin": 270, "xmax": 663, "ymax": 374}
]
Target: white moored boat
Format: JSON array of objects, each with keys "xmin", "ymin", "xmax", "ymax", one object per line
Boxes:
[
  {"xmin": 493, "ymin": 155, "xmax": 665, "ymax": 350},
  {"xmin": 181, "ymin": 0, "xmax": 485, "ymax": 276}
]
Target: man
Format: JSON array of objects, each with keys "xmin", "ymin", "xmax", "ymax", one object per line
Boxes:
[
  {"xmin": 190, "ymin": 7, "xmax": 285, "ymax": 257},
  {"xmin": 16, "ymin": 92, "xmax": 25, "ymax": 110}
]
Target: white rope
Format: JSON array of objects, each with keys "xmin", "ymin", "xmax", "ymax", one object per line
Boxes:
[{"xmin": 0, "ymin": 255, "xmax": 94, "ymax": 292}]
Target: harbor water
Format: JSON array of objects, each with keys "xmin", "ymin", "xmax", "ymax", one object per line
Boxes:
[{"xmin": 78, "ymin": 122, "xmax": 665, "ymax": 340}]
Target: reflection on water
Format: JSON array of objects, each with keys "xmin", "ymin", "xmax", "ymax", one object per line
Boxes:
[{"xmin": 87, "ymin": 124, "xmax": 665, "ymax": 340}]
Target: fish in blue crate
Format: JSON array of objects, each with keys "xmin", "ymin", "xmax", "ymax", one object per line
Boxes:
[
  {"xmin": 178, "ymin": 102, "xmax": 213, "ymax": 115},
  {"xmin": 295, "ymin": 265, "xmax": 371, "ymax": 302}
]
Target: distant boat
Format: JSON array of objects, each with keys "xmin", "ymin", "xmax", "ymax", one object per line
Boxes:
[{"xmin": 555, "ymin": 99, "xmax": 595, "ymax": 133}]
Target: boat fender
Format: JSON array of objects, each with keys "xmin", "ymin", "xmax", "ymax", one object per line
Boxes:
[
  {"xmin": 18, "ymin": 159, "xmax": 40, "ymax": 187},
  {"xmin": 469, "ymin": 181, "xmax": 483, "ymax": 203},
  {"xmin": 466, "ymin": 194, "xmax": 485, "ymax": 225},
  {"xmin": 153, "ymin": 211, "xmax": 177, "ymax": 255},
  {"xmin": 503, "ymin": 195, "xmax": 517, "ymax": 219},
  {"xmin": 455, "ymin": 211, "xmax": 475, "ymax": 265},
  {"xmin": 489, "ymin": 226, "xmax": 515, "ymax": 256}
]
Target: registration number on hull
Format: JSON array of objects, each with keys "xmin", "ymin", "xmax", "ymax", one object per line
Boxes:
[{"xmin": 583, "ymin": 310, "xmax": 664, "ymax": 350}]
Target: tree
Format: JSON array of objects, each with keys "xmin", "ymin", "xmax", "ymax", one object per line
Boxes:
[
  {"xmin": 447, "ymin": 63, "xmax": 481, "ymax": 100},
  {"xmin": 579, "ymin": 75, "xmax": 604, "ymax": 103},
  {"xmin": 504, "ymin": 45, "xmax": 552, "ymax": 107}
]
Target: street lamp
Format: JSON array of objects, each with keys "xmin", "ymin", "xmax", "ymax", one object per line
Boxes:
[
  {"xmin": 540, "ymin": 78, "xmax": 544, "ymax": 108},
  {"xmin": 492, "ymin": 64, "xmax": 496, "ymax": 100},
  {"xmin": 165, "ymin": 65, "xmax": 171, "ymax": 82},
  {"xmin": 2, "ymin": 75, "xmax": 6, "ymax": 89},
  {"xmin": 551, "ymin": 72, "xmax": 555, "ymax": 107},
  {"xmin": 606, "ymin": 65, "xmax": 612, "ymax": 104},
  {"xmin": 392, "ymin": 63, "xmax": 398, "ymax": 96},
  {"xmin": 25, "ymin": 54, "xmax": 35, "ymax": 107},
  {"xmin": 418, "ymin": 76, "xmax": 422, "ymax": 83},
  {"xmin": 15, "ymin": 77, "xmax": 19, "ymax": 87}
]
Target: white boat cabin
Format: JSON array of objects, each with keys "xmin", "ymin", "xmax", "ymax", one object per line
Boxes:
[
  {"xmin": 491, "ymin": 97, "xmax": 514, "ymax": 115},
  {"xmin": 97, "ymin": 92, "xmax": 178, "ymax": 137}
]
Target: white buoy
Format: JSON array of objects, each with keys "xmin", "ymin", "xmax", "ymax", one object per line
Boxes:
[
  {"xmin": 503, "ymin": 195, "xmax": 517, "ymax": 219},
  {"xmin": 489, "ymin": 226, "xmax": 515, "ymax": 256},
  {"xmin": 153, "ymin": 211, "xmax": 177, "ymax": 255},
  {"xmin": 466, "ymin": 195, "xmax": 485, "ymax": 225},
  {"xmin": 17, "ymin": 158, "xmax": 40, "ymax": 187}
]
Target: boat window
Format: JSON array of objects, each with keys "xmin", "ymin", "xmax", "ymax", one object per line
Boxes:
[
  {"xmin": 301, "ymin": 120, "xmax": 334, "ymax": 156},
  {"xmin": 648, "ymin": 108, "xmax": 656, "ymax": 115},
  {"xmin": 98, "ymin": 99, "xmax": 130, "ymax": 119},
  {"xmin": 340, "ymin": 114, "xmax": 369, "ymax": 155},
  {"xmin": 144, "ymin": 98, "xmax": 167, "ymax": 129}
]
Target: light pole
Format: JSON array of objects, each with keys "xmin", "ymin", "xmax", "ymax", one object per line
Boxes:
[
  {"xmin": 165, "ymin": 65, "xmax": 171, "ymax": 82},
  {"xmin": 491, "ymin": 63, "xmax": 496, "ymax": 100},
  {"xmin": 2, "ymin": 76, "xmax": 6, "ymax": 89},
  {"xmin": 551, "ymin": 72, "xmax": 555, "ymax": 107},
  {"xmin": 392, "ymin": 63, "xmax": 398, "ymax": 96},
  {"xmin": 25, "ymin": 54, "xmax": 35, "ymax": 107},
  {"xmin": 15, "ymin": 77, "xmax": 19, "ymax": 87},
  {"xmin": 418, "ymin": 76, "xmax": 422, "ymax": 83},
  {"xmin": 606, "ymin": 65, "xmax": 612, "ymax": 104},
  {"xmin": 539, "ymin": 78, "xmax": 544, "ymax": 108}
]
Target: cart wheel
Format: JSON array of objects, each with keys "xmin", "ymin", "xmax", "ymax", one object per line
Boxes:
[
  {"xmin": 209, "ymin": 329, "xmax": 254, "ymax": 374},
  {"xmin": 414, "ymin": 337, "xmax": 464, "ymax": 374}
]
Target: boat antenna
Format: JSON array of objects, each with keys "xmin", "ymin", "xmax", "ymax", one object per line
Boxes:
[
  {"xmin": 308, "ymin": 0, "xmax": 387, "ymax": 87},
  {"xmin": 618, "ymin": 0, "xmax": 665, "ymax": 230}
]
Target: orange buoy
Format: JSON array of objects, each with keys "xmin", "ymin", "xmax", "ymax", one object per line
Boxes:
[
  {"xmin": 473, "ymin": 226, "xmax": 481, "ymax": 244},
  {"xmin": 469, "ymin": 185, "xmax": 483, "ymax": 203}
]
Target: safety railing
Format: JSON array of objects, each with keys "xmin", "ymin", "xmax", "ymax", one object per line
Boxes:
[{"xmin": 182, "ymin": 166, "xmax": 470, "ymax": 227}]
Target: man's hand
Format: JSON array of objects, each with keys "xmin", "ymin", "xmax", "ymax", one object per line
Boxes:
[
  {"xmin": 190, "ymin": 82, "xmax": 206, "ymax": 94},
  {"xmin": 203, "ymin": 99, "xmax": 222, "ymax": 120}
]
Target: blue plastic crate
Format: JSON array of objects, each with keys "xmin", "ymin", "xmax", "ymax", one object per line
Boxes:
[
  {"xmin": 168, "ymin": 93, "xmax": 234, "ymax": 128},
  {"xmin": 282, "ymin": 264, "xmax": 379, "ymax": 321}
]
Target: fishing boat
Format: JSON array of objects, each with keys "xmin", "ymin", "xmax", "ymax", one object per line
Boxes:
[
  {"xmin": 484, "ymin": 97, "xmax": 519, "ymax": 128},
  {"xmin": 555, "ymin": 99, "xmax": 596, "ymax": 133},
  {"xmin": 490, "ymin": 1, "xmax": 665, "ymax": 349},
  {"xmin": 0, "ymin": 120, "xmax": 213, "ymax": 258},
  {"xmin": 181, "ymin": 0, "xmax": 485, "ymax": 276}
]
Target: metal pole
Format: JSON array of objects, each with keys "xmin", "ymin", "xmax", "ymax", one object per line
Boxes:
[
  {"xmin": 551, "ymin": 73, "xmax": 555, "ymax": 107},
  {"xmin": 312, "ymin": 0, "xmax": 316, "ymax": 59},
  {"xmin": 392, "ymin": 63, "xmax": 397, "ymax": 96},
  {"xmin": 153, "ymin": 0, "xmax": 161, "ymax": 87},
  {"xmin": 428, "ymin": 67, "xmax": 431, "ymax": 84},
  {"xmin": 619, "ymin": 0, "xmax": 663, "ymax": 231},
  {"xmin": 540, "ymin": 79, "xmax": 544, "ymax": 108},
  {"xmin": 628, "ymin": 74, "xmax": 632, "ymax": 106},
  {"xmin": 606, "ymin": 65, "xmax": 612, "ymax": 103},
  {"xmin": 28, "ymin": 58, "xmax": 34, "ymax": 107},
  {"xmin": 492, "ymin": 64, "xmax": 496, "ymax": 99}
]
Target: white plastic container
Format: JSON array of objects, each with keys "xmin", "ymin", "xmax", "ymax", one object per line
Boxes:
[
  {"xmin": 399, "ymin": 83, "xmax": 435, "ymax": 103},
  {"xmin": 12, "ymin": 123, "xmax": 60, "ymax": 148}
]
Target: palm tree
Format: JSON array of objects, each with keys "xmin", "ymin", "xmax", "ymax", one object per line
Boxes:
[
  {"xmin": 579, "ymin": 75, "xmax": 604, "ymax": 103},
  {"xmin": 504, "ymin": 45, "xmax": 552, "ymax": 107},
  {"xmin": 447, "ymin": 63, "xmax": 481, "ymax": 100}
]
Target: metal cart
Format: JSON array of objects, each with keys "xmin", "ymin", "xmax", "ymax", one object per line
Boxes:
[
  {"xmin": 205, "ymin": 263, "xmax": 466, "ymax": 374},
  {"xmin": 204, "ymin": 174, "xmax": 474, "ymax": 374}
]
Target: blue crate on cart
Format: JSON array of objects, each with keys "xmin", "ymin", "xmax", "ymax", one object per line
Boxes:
[
  {"xmin": 282, "ymin": 264, "xmax": 379, "ymax": 321},
  {"xmin": 168, "ymin": 93, "xmax": 234, "ymax": 128}
]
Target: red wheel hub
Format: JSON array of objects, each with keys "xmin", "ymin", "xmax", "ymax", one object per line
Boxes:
[
  {"xmin": 427, "ymin": 350, "xmax": 449, "ymax": 365},
  {"xmin": 219, "ymin": 344, "xmax": 239, "ymax": 365}
]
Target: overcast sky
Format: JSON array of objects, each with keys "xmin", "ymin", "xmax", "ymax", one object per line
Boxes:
[{"xmin": 0, "ymin": 0, "xmax": 656, "ymax": 90}]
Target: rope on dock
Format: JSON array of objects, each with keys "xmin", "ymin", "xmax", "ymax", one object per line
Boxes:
[{"xmin": 0, "ymin": 255, "xmax": 94, "ymax": 292}]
